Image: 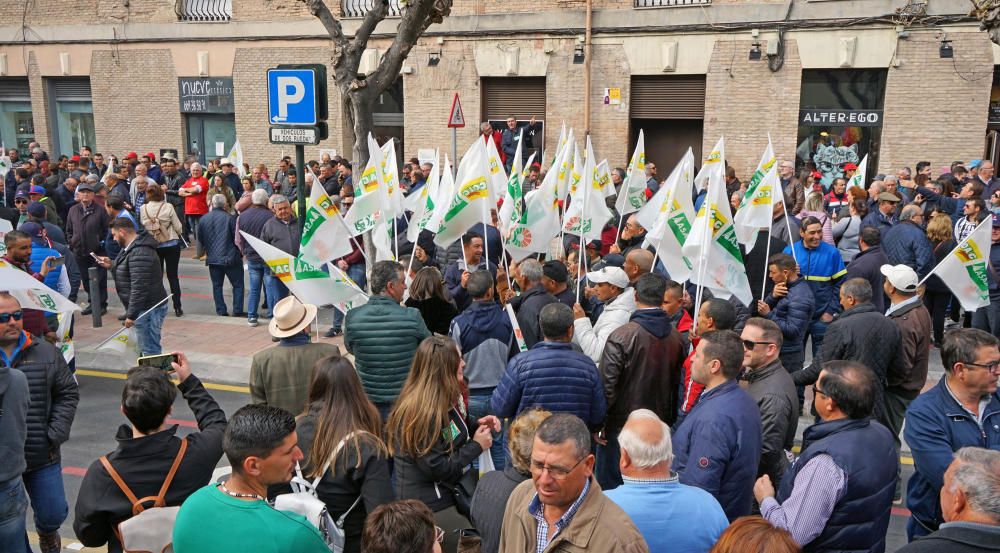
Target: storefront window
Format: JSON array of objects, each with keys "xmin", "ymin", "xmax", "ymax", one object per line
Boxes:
[
  {"xmin": 55, "ymin": 100, "xmax": 95, "ymax": 156},
  {"xmin": 0, "ymin": 101, "xmax": 34, "ymax": 154},
  {"xmin": 796, "ymin": 69, "xmax": 887, "ymax": 189}
]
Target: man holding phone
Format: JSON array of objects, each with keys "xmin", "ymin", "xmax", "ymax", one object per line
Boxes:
[
  {"xmin": 94, "ymin": 218, "xmax": 168, "ymax": 355},
  {"xmin": 65, "ymin": 181, "xmax": 111, "ymax": 316}
]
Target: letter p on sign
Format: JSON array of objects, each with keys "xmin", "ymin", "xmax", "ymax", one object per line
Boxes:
[
  {"xmin": 276, "ymin": 77, "xmax": 304, "ymax": 118},
  {"xmin": 267, "ymin": 68, "xmax": 318, "ymax": 125}
]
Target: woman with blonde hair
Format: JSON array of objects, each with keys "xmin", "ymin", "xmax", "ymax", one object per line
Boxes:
[
  {"xmin": 292, "ymin": 355, "xmax": 394, "ymax": 553},
  {"xmin": 924, "ymin": 212, "xmax": 958, "ymax": 347},
  {"xmin": 387, "ymin": 336, "xmax": 500, "ymax": 553},
  {"xmin": 404, "ymin": 266, "xmax": 458, "ymax": 335},
  {"xmin": 141, "ymin": 184, "xmax": 185, "ymax": 316},
  {"xmin": 799, "ymin": 191, "xmax": 835, "ymax": 245},
  {"xmin": 471, "ymin": 409, "xmax": 552, "ymax": 553}
]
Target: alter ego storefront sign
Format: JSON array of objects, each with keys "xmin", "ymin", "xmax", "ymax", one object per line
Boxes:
[{"xmin": 799, "ymin": 109, "xmax": 882, "ymax": 127}]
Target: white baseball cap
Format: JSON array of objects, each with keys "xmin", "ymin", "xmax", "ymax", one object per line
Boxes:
[
  {"xmin": 880, "ymin": 264, "xmax": 918, "ymax": 293},
  {"xmin": 586, "ymin": 266, "xmax": 629, "ymax": 289}
]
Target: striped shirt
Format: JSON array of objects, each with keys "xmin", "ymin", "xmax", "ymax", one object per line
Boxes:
[
  {"xmin": 955, "ymin": 216, "xmax": 980, "ymax": 243},
  {"xmin": 527, "ymin": 479, "xmax": 591, "ymax": 553},
  {"xmin": 760, "ymin": 454, "xmax": 847, "ymax": 547}
]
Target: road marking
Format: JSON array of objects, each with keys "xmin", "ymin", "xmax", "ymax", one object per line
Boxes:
[
  {"xmin": 63, "ymin": 466, "xmax": 87, "ymax": 476},
  {"xmin": 77, "ymin": 369, "xmax": 250, "ymax": 394}
]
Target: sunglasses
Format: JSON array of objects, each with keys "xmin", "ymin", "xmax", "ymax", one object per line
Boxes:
[
  {"xmin": 14, "ymin": 198, "xmax": 27, "ymax": 204},
  {"xmin": 742, "ymin": 339, "xmax": 774, "ymax": 350},
  {"xmin": 0, "ymin": 310, "xmax": 24, "ymax": 323}
]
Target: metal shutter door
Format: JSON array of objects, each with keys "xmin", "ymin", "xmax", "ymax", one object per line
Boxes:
[
  {"xmin": 629, "ymin": 76, "xmax": 706, "ymax": 119},
  {"xmin": 52, "ymin": 79, "xmax": 92, "ymax": 101},
  {"xmin": 0, "ymin": 78, "xmax": 30, "ymax": 102},
  {"xmin": 481, "ymin": 77, "xmax": 546, "ymax": 121}
]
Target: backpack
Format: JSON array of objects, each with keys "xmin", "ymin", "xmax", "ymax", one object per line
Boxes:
[
  {"xmin": 99, "ymin": 438, "xmax": 188, "ymax": 553},
  {"xmin": 273, "ymin": 432, "xmax": 365, "ymax": 553},
  {"xmin": 142, "ymin": 203, "xmax": 171, "ymax": 243}
]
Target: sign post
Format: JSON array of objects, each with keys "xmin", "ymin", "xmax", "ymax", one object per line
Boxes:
[
  {"xmin": 448, "ymin": 93, "xmax": 465, "ymax": 176},
  {"xmin": 267, "ymin": 64, "xmax": 329, "ymax": 233}
]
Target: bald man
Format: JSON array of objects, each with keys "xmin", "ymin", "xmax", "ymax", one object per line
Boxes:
[
  {"xmin": 624, "ymin": 249, "xmax": 653, "ymax": 286},
  {"xmin": 605, "ymin": 409, "xmax": 729, "ymax": 553}
]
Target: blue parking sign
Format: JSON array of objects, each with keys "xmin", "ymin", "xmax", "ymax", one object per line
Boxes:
[{"xmin": 267, "ymin": 69, "xmax": 317, "ymax": 126}]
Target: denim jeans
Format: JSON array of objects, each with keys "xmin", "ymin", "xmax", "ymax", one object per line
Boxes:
[
  {"xmin": 468, "ymin": 389, "xmax": 505, "ymax": 470},
  {"xmin": 331, "ymin": 263, "xmax": 367, "ymax": 330},
  {"xmin": 246, "ymin": 259, "xmax": 268, "ymax": 319},
  {"xmin": 0, "ymin": 477, "xmax": 27, "ymax": 553},
  {"xmin": 595, "ymin": 429, "xmax": 622, "ymax": 491},
  {"xmin": 22, "ymin": 462, "xmax": 68, "ymax": 536},
  {"xmin": 133, "ymin": 303, "xmax": 168, "ymax": 356},
  {"xmin": 209, "ymin": 262, "xmax": 245, "ymax": 315},
  {"xmin": 264, "ymin": 272, "xmax": 289, "ymax": 314},
  {"xmin": 805, "ymin": 318, "xmax": 829, "ymax": 358}
]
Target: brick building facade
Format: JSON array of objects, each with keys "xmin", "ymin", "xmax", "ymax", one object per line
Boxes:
[{"xmin": 0, "ymin": 0, "xmax": 996, "ymax": 181}]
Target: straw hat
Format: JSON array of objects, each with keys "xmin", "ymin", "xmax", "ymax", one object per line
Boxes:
[{"xmin": 268, "ymin": 296, "xmax": 318, "ymax": 338}]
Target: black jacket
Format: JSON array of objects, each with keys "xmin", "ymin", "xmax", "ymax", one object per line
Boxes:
[
  {"xmin": 509, "ymin": 284, "xmax": 558, "ymax": 351},
  {"xmin": 72, "ymin": 375, "xmax": 226, "ymax": 553},
  {"xmin": 404, "ymin": 296, "xmax": 458, "ymax": 336},
  {"xmin": 278, "ymin": 412, "xmax": 394, "ymax": 553},
  {"xmin": 111, "ymin": 233, "xmax": 169, "ymax": 320},
  {"xmin": 741, "ymin": 359, "xmax": 797, "ymax": 487},
  {"xmin": 844, "ymin": 245, "xmax": 889, "ymax": 313},
  {"xmin": 896, "ymin": 522, "xmax": 1000, "ymax": 553},
  {"xmin": 471, "ymin": 465, "xmax": 530, "ymax": 553},
  {"xmin": 12, "ymin": 334, "xmax": 79, "ymax": 470},
  {"xmin": 393, "ymin": 407, "xmax": 483, "ymax": 512},
  {"xmin": 260, "ymin": 216, "xmax": 301, "ymax": 256},
  {"xmin": 794, "ymin": 304, "xmax": 902, "ymax": 405},
  {"xmin": 65, "ymin": 201, "xmax": 112, "ymax": 257}
]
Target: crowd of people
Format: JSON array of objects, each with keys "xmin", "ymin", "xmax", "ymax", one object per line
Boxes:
[{"xmin": 1, "ymin": 137, "xmax": 1000, "ymax": 553}]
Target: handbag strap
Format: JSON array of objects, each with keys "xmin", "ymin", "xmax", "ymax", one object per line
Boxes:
[
  {"xmin": 100, "ymin": 438, "xmax": 188, "ymax": 515},
  {"xmin": 311, "ymin": 430, "xmax": 367, "ymax": 489}
]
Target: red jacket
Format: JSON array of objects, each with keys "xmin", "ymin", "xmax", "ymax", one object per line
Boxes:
[
  {"xmin": 679, "ymin": 335, "xmax": 705, "ymax": 414},
  {"xmin": 482, "ymin": 132, "xmax": 506, "ymax": 164},
  {"xmin": 182, "ymin": 177, "xmax": 209, "ymax": 216}
]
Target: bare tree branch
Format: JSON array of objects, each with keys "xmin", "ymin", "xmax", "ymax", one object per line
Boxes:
[
  {"xmin": 348, "ymin": 0, "xmax": 390, "ymax": 61},
  {"xmin": 300, "ymin": 0, "xmax": 350, "ymax": 54},
  {"xmin": 369, "ymin": 0, "xmax": 452, "ymax": 93}
]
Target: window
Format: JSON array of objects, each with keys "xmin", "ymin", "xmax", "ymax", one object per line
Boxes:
[
  {"xmin": 341, "ymin": 0, "xmax": 403, "ymax": 18},
  {"xmin": 0, "ymin": 78, "xmax": 34, "ymax": 154},
  {"xmin": 48, "ymin": 78, "xmax": 96, "ymax": 156},
  {"xmin": 177, "ymin": 0, "xmax": 232, "ymax": 21}
]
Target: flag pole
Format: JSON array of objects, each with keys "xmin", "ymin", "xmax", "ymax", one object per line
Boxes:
[
  {"xmin": 917, "ymin": 217, "xmax": 990, "ymax": 287},
  {"xmin": 782, "ymin": 201, "xmax": 798, "ymax": 266},
  {"xmin": 92, "ymin": 294, "xmax": 173, "ymax": 349},
  {"xmin": 311, "ymin": 161, "xmax": 372, "ymax": 269},
  {"xmin": 576, "ymin": 169, "xmax": 588, "ymax": 306},
  {"xmin": 613, "ymin": 215, "xmax": 626, "ymax": 246}
]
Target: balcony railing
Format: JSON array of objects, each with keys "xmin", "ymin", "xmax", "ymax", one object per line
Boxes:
[
  {"xmin": 341, "ymin": 0, "xmax": 404, "ymax": 18},
  {"xmin": 177, "ymin": 0, "xmax": 232, "ymax": 22},
  {"xmin": 634, "ymin": 0, "xmax": 711, "ymax": 7}
]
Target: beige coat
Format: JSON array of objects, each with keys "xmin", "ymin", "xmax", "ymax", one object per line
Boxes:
[
  {"xmin": 140, "ymin": 200, "xmax": 183, "ymax": 242},
  {"xmin": 499, "ymin": 477, "xmax": 649, "ymax": 553}
]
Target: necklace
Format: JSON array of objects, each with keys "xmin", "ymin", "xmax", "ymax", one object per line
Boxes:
[{"xmin": 218, "ymin": 481, "xmax": 265, "ymax": 501}]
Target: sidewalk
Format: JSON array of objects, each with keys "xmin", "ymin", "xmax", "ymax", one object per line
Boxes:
[{"xmin": 74, "ymin": 307, "xmax": 345, "ymax": 385}]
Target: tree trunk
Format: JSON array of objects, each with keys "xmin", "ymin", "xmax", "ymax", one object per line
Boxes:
[{"xmin": 345, "ymin": 88, "xmax": 376, "ymax": 170}]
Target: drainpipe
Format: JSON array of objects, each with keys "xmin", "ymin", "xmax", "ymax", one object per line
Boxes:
[{"xmin": 583, "ymin": 0, "xmax": 593, "ymax": 137}]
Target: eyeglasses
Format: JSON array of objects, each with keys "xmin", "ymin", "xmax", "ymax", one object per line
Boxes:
[
  {"xmin": 434, "ymin": 526, "xmax": 445, "ymax": 544},
  {"xmin": 530, "ymin": 456, "xmax": 586, "ymax": 480},
  {"xmin": 813, "ymin": 384, "xmax": 828, "ymax": 397},
  {"xmin": 964, "ymin": 360, "xmax": 1000, "ymax": 374},
  {"xmin": 13, "ymin": 198, "xmax": 27, "ymax": 204},
  {"xmin": 742, "ymin": 340, "xmax": 774, "ymax": 350},
  {"xmin": 0, "ymin": 310, "xmax": 24, "ymax": 323}
]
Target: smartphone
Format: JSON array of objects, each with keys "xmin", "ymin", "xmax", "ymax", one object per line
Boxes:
[
  {"xmin": 48, "ymin": 256, "xmax": 65, "ymax": 269},
  {"xmin": 137, "ymin": 353, "xmax": 178, "ymax": 372},
  {"xmin": 89, "ymin": 252, "xmax": 100, "ymax": 261}
]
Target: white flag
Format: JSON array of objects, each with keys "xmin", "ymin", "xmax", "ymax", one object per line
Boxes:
[
  {"xmin": 734, "ymin": 140, "xmax": 778, "ymax": 250},
  {"xmin": 380, "ymin": 139, "xmax": 404, "ymax": 217},
  {"xmin": 98, "ymin": 327, "xmax": 138, "ymax": 355},
  {"xmin": 637, "ymin": 150, "xmax": 696, "ymax": 283},
  {"xmin": 227, "ymin": 140, "xmax": 246, "ymax": 178},
  {"xmin": 484, "ymin": 133, "xmax": 509, "ymax": 204},
  {"xmin": 344, "ymin": 134, "xmax": 389, "ymax": 237},
  {"xmin": 0, "ymin": 259, "xmax": 80, "ymax": 313},
  {"xmin": 554, "ymin": 131, "xmax": 575, "ymax": 201},
  {"xmin": 299, "ymin": 182, "xmax": 354, "ymax": 267},
  {"xmin": 56, "ymin": 312, "xmax": 74, "ymax": 363},
  {"xmin": 562, "ymin": 137, "xmax": 612, "ymax": 242},
  {"xmin": 846, "ymin": 154, "xmax": 868, "ymax": 191},
  {"xmin": 406, "ymin": 155, "xmax": 441, "ymax": 243},
  {"xmin": 596, "ymin": 160, "xmax": 615, "ymax": 198},
  {"xmin": 615, "ymin": 130, "xmax": 648, "ymax": 216},
  {"xmin": 928, "ymin": 217, "xmax": 992, "ymax": 311},
  {"xmin": 498, "ymin": 136, "xmax": 535, "ymax": 235},
  {"xmin": 433, "ymin": 141, "xmax": 491, "ymax": 248},
  {"xmin": 683, "ymin": 163, "xmax": 753, "ymax": 306},
  {"xmin": 506, "ymin": 147, "xmax": 564, "ymax": 261},
  {"xmin": 240, "ymin": 232, "xmax": 368, "ymax": 306},
  {"xmin": 694, "ymin": 136, "xmax": 725, "ymax": 192}
]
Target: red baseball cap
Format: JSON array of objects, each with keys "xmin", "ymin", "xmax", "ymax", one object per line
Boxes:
[
  {"xmin": 70, "ymin": 155, "xmax": 80, "ymax": 162},
  {"xmin": 844, "ymin": 162, "xmax": 858, "ymax": 171},
  {"xmin": 125, "ymin": 152, "xmax": 138, "ymax": 159},
  {"xmin": 144, "ymin": 152, "xmax": 156, "ymax": 160}
]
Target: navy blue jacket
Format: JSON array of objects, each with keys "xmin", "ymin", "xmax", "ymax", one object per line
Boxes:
[
  {"xmin": 777, "ymin": 417, "xmax": 897, "ymax": 553},
  {"xmin": 443, "ymin": 258, "xmax": 497, "ymax": 313},
  {"xmin": 198, "ymin": 209, "xmax": 241, "ymax": 266},
  {"xmin": 764, "ymin": 277, "xmax": 814, "ymax": 355},
  {"xmin": 449, "ymin": 301, "xmax": 512, "ymax": 390},
  {"xmin": 904, "ymin": 378, "xmax": 1000, "ymax": 533},
  {"xmin": 235, "ymin": 205, "xmax": 274, "ymax": 263},
  {"xmin": 845, "ymin": 245, "xmax": 889, "ymax": 313},
  {"xmin": 882, "ymin": 220, "xmax": 935, "ymax": 279},
  {"xmin": 490, "ymin": 341, "xmax": 606, "ymax": 428},
  {"xmin": 861, "ymin": 210, "xmax": 897, "ymax": 234},
  {"xmin": 672, "ymin": 380, "xmax": 762, "ymax": 521}
]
